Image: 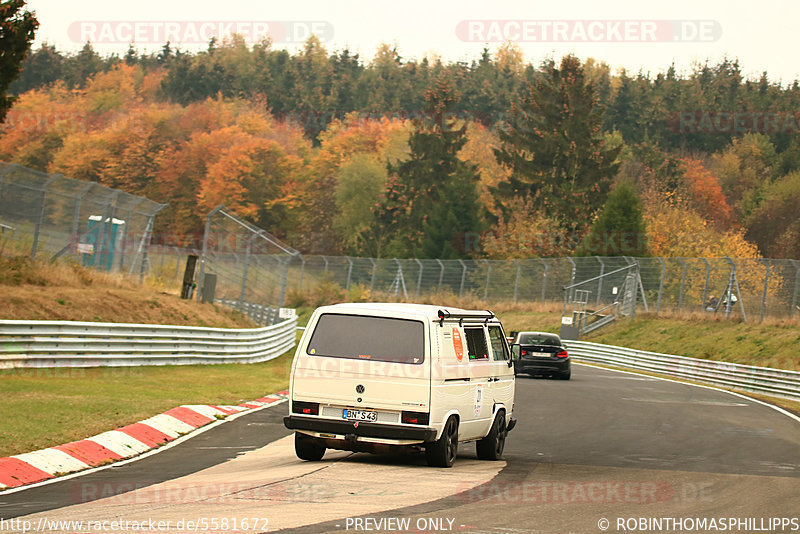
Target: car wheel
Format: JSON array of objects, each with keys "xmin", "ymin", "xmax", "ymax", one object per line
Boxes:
[
  {"xmin": 426, "ymin": 416, "xmax": 459, "ymax": 467},
  {"xmin": 476, "ymin": 411, "xmax": 507, "ymax": 460},
  {"xmin": 294, "ymin": 433, "xmax": 326, "ymax": 461}
]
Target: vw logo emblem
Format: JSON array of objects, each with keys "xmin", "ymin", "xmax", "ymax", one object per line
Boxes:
[{"xmin": 356, "ymin": 384, "xmax": 365, "ymax": 394}]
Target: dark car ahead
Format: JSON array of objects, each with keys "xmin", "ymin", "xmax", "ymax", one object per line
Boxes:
[{"xmin": 511, "ymin": 331, "xmax": 571, "ymax": 380}]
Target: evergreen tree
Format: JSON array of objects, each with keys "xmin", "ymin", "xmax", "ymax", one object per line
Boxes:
[
  {"xmin": 493, "ymin": 54, "xmax": 620, "ymax": 234},
  {"xmin": 577, "ymin": 180, "xmax": 648, "ymax": 256},
  {"xmin": 377, "ymin": 78, "xmax": 484, "ymax": 258},
  {"xmin": 0, "ymin": 0, "xmax": 37, "ymax": 121}
]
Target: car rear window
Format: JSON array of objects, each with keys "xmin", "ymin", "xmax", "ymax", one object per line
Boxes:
[
  {"xmin": 306, "ymin": 313, "xmax": 425, "ymax": 364},
  {"xmin": 518, "ymin": 333, "xmax": 560, "ymax": 346}
]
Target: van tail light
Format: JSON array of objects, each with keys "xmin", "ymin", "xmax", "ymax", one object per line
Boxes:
[
  {"xmin": 292, "ymin": 401, "xmax": 320, "ymax": 415},
  {"xmin": 401, "ymin": 411, "xmax": 429, "ymax": 425},
  {"xmin": 556, "ymin": 350, "xmax": 569, "ymax": 358}
]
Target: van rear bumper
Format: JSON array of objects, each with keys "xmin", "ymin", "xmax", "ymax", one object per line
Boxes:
[{"xmin": 284, "ymin": 415, "xmax": 437, "ymax": 442}]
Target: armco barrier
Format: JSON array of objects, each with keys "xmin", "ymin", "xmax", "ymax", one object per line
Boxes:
[
  {"xmin": 0, "ymin": 318, "xmax": 297, "ymax": 368},
  {"xmin": 564, "ymin": 340, "xmax": 800, "ymax": 402}
]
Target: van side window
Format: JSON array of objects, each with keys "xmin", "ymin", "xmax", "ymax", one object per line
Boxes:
[
  {"xmin": 464, "ymin": 327, "xmax": 488, "ymax": 360},
  {"xmin": 488, "ymin": 325, "xmax": 510, "ymax": 361}
]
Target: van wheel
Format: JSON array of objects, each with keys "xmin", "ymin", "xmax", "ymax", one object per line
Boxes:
[
  {"xmin": 295, "ymin": 433, "xmax": 325, "ymax": 461},
  {"xmin": 476, "ymin": 411, "xmax": 506, "ymax": 460},
  {"xmin": 426, "ymin": 416, "xmax": 458, "ymax": 467}
]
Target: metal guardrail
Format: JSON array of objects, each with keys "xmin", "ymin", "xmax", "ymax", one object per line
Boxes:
[
  {"xmin": 564, "ymin": 340, "xmax": 800, "ymax": 402},
  {"xmin": 0, "ymin": 318, "xmax": 297, "ymax": 368},
  {"xmin": 217, "ymin": 299, "xmax": 281, "ymax": 326}
]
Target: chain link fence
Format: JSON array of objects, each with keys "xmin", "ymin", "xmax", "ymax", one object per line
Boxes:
[
  {"xmin": 2, "ymin": 171, "xmax": 797, "ymax": 325},
  {"xmin": 192, "ymin": 206, "xmax": 300, "ymax": 323},
  {"xmin": 0, "ymin": 163, "xmax": 166, "ymax": 278},
  {"xmin": 286, "ymin": 255, "xmax": 800, "ymax": 322}
]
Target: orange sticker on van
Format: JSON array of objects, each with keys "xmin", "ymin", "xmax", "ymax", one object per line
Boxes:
[{"xmin": 452, "ymin": 328, "xmax": 464, "ymax": 362}]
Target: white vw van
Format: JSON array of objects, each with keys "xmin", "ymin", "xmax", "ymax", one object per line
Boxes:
[{"xmin": 284, "ymin": 303, "xmax": 516, "ymax": 467}]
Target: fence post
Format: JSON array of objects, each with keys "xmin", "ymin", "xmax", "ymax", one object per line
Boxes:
[
  {"xmin": 791, "ymin": 260, "xmax": 800, "ymax": 318},
  {"xmin": 656, "ymin": 257, "xmax": 666, "ymax": 314},
  {"xmin": 701, "ymin": 257, "xmax": 711, "ymax": 311},
  {"xmin": 677, "ymin": 258, "xmax": 687, "ymax": 314},
  {"xmin": 345, "ymin": 256, "xmax": 353, "ymax": 291},
  {"xmin": 369, "ymin": 258, "xmax": 377, "ymax": 292},
  {"xmin": 239, "ymin": 232, "xmax": 255, "ymax": 306},
  {"xmin": 483, "ymin": 259, "xmax": 491, "ymax": 301},
  {"xmin": 298, "ymin": 255, "xmax": 306, "ymax": 291},
  {"xmin": 138, "ymin": 213, "xmax": 159, "ymax": 285},
  {"xmin": 436, "ymin": 259, "xmax": 445, "ymax": 293},
  {"xmin": 458, "ymin": 259, "xmax": 467, "ymax": 298},
  {"xmin": 540, "ymin": 259, "xmax": 549, "ymax": 301},
  {"xmin": 173, "ymin": 247, "xmax": 180, "ymax": 282},
  {"xmin": 415, "ymin": 258, "xmax": 423, "ymax": 298},
  {"xmin": 322, "ymin": 255, "xmax": 329, "ymax": 276},
  {"xmin": 595, "ymin": 256, "xmax": 605, "ymax": 305},
  {"xmin": 278, "ymin": 256, "xmax": 292, "ymax": 308},
  {"xmin": 760, "ymin": 259, "xmax": 770, "ymax": 323},
  {"xmin": 197, "ymin": 205, "xmax": 223, "ymax": 301},
  {"xmin": 723, "ymin": 256, "xmax": 747, "ymax": 322},
  {"xmin": 513, "ymin": 260, "xmax": 520, "ymax": 303},
  {"xmin": 31, "ymin": 175, "xmax": 58, "ymax": 259},
  {"xmin": 567, "ymin": 257, "xmax": 576, "ymax": 302},
  {"xmin": 71, "ymin": 182, "xmax": 94, "ymax": 257},
  {"xmin": 118, "ymin": 199, "xmax": 144, "ymax": 271}
]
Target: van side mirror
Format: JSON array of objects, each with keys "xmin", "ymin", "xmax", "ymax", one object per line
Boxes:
[{"xmin": 511, "ymin": 344, "xmax": 521, "ymax": 359}]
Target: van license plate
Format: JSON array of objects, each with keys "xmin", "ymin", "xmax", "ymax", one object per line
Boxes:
[{"xmin": 343, "ymin": 409, "xmax": 377, "ymax": 422}]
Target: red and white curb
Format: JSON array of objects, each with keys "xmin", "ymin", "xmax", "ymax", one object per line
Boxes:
[{"xmin": 0, "ymin": 391, "xmax": 288, "ymax": 491}]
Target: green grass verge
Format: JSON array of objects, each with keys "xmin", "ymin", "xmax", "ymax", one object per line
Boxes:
[
  {"xmin": 0, "ymin": 351, "xmax": 294, "ymax": 458},
  {"xmin": 584, "ymin": 314, "xmax": 800, "ymax": 371}
]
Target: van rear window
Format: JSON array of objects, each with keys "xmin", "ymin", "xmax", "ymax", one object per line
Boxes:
[{"xmin": 306, "ymin": 314, "xmax": 425, "ymax": 364}]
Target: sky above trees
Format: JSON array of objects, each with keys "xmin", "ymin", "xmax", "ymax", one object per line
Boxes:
[{"xmin": 25, "ymin": 0, "xmax": 800, "ymax": 83}]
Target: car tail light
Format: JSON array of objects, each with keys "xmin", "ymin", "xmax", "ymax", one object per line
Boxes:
[
  {"xmin": 521, "ymin": 349, "xmax": 528, "ymax": 356},
  {"xmin": 556, "ymin": 350, "xmax": 568, "ymax": 358},
  {"xmin": 401, "ymin": 411, "xmax": 429, "ymax": 425},
  {"xmin": 292, "ymin": 401, "xmax": 319, "ymax": 415}
]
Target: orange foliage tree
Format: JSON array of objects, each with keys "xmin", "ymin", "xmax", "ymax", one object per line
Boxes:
[{"xmin": 680, "ymin": 157, "xmax": 735, "ymax": 229}]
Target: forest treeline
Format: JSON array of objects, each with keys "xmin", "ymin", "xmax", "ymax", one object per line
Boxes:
[{"xmin": 1, "ymin": 37, "xmax": 799, "ymax": 259}]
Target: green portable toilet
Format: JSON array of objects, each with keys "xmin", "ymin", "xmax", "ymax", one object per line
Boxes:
[{"xmin": 81, "ymin": 216, "xmax": 125, "ymax": 271}]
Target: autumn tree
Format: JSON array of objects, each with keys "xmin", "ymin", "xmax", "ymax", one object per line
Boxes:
[
  {"xmin": 482, "ymin": 197, "xmax": 570, "ymax": 259},
  {"xmin": 493, "ymin": 54, "xmax": 620, "ymax": 233},
  {"xmin": 709, "ymin": 134, "xmax": 779, "ymax": 218},
  {"xmin": 641, "ymin": 189, "xmax": 759, "ymax": 259},
  {"xmin": 744, "ymin": 171, "xmax": 800, "ymax": 258},
  {"xmin": 333, "ymin": 154, "xmax": 389, "ymax": 256},
  {"xmin": 0, "ymin": 0, "xmax": 37, "ymax": 122},
  {"xmin": 680, "ymin": 157, "xmax": 735, "ymax": 229},
  {"xmin": 577, "ymin": 180, "xmax": 648, "ymax": 256},
  {"xmin": 376, "ymin": 78, "xmax": 485, "ymax": 258}
]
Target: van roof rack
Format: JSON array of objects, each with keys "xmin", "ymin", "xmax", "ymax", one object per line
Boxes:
[{"xmin": 437, "ymin": 309, "xmax": 495, "ymax": 326}]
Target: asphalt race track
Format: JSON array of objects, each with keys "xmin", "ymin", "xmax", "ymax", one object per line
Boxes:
[{"xmin": 2, "ymin": 364, "xmax": 798, "ymax": 533}]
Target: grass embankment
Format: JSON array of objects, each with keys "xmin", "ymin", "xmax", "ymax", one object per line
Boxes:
[
  {"xmin": 0, "ymin": 255, "xmax": 256, "ymax": 326},
  {"xmin": 583, "ymin": 313, "xmax": 800, "ymax": 372},
  {"xmin": 0, "ymin": 255, "xmax": 292, "ymax": 457}
]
